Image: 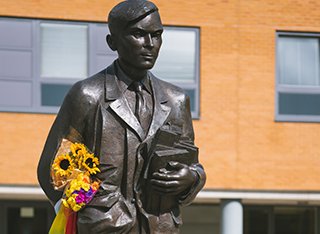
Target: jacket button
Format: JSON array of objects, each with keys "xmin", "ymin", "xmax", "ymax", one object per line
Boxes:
[{"xmin": 131, "ymin": 198, "xmax": 136, "ymax": 203}]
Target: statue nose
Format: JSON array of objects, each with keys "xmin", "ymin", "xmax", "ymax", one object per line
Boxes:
[{"xmin": 144, "ymin": 34, "xmax": 154, "ymax": 48}]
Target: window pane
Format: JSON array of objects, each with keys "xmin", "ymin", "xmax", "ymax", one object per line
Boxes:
[
  {"xmin": 244, "ymin": 207, "xmax": 269, "ymax": 234},
  {"xmin": 40, "ymin": 23, "xmax": 88, "ymax": 79},
  {"xmin": 185, "ymin": 89, "xmax": 196, "ymax": 113},
  {"xmin": 7, "ymin": 207, "xmax": 50, "ymax": 234},
  {"xmin": 274, "ymin": 207, "xmax": 315, "ymax": 234},
  {"xmin": 279, "ymin": 92, "xmax": 320, "ymax": 115},
  {"xmin": 152, "ymin": 28, "xmax": 197, "ymax": 82},
  {"xmin": 278, "ymin": 37, "xmax": 319, "ymax": 86},
  {"xmin": 41, "ymin": 83, "xmax": 72, "ymax": 107}
]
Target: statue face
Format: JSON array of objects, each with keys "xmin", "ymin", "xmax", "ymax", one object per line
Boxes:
[{"xmin": 115, "ymin": 11, "xmax": 163, "ymax": 71}]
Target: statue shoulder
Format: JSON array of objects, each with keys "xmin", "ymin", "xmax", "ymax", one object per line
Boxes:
[
  {"xmin": 67, "ymin": 69, "xmax": 106, "ymax": 105},
  {"xmin": 150, "ymin": 74, "xmax": 188, "ymax": 102}
]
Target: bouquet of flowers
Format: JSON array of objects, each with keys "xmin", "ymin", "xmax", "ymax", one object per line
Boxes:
[{"xmin": 49, "ymin": 139, "xmax": 100, "ymax": 234}]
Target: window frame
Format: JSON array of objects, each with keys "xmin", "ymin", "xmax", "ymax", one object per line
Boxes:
[
  {"xmin": 36, "ymin": 19, "xmax": 95, "ymax": 114},
  {"xmin": 244, "ymin": 205, "xmax": 317, "ymax": 234},
  {"xmin": 0, "ymin": 17, "xmax": 200, "ymax": 118},
  {"xmin": 152, "ymin": 26, "xmax": 200, "ymax": 119},
  {"xmin": 276, "ymin": 31, "xmax": 320, "ymax": 122},
  {"xmin": 0, "ymin": 199, "xmax": 55, "ymax": 234}
]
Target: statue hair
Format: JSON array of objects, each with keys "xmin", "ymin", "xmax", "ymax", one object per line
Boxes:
[{"xmin": 108, "ymin": 0, "xmax": 159, "ymax": 35}]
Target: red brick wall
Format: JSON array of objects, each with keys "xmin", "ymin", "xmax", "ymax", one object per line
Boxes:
[{"xmin": 1, "ymin": 0, "xmax": 320, "ymax": 190}]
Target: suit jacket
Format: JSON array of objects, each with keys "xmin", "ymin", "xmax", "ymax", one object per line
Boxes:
[{"xmin": 38, "ymin": 62, "xmax": 206, "ymax": 233}]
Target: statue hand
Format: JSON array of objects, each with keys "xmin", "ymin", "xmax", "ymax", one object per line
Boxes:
[{"xmin": 150, "ymin": 161, "xmax": 197, "ymax": 196}]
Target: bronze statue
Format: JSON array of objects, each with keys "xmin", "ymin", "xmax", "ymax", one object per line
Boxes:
[{"xmin": 38, "ymin": 0, "xmax": 206, "ymax": 233}]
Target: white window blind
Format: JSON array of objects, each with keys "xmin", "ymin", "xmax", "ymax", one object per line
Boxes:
[
  {"xmin": 40, "ymin": 23, "xmax": 88, "ymax": 79},
  {"xmin": 278, "ymin": 37, "xmax": 319, "ymax": 86}
]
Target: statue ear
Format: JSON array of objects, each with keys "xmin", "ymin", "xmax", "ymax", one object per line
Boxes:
[{"xmin": 106, "ymin": 34, "xmax": 117, "ymax": 51}]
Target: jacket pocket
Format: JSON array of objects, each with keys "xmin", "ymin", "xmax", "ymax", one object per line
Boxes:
[
  {"xmin": 88, "ymin": 190, "xmax": 120, "ymax": 208},
  {"xmin": 78, "ymin": 194, "xmax": 135, "ymax": 233}
]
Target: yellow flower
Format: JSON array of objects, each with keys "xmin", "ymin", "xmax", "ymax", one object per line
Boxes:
[
  {"xmin": 67, "ymin": 196, "xmax": 76, "ymax": 207},
  {"xmin": 70, "ymin": 143, "xmax": 88, "ymax": 167},
  {"xmin": 91, "ymin": 181, "xmax": 100, "ymax": 191},
  {"xmin": 65, "ymin": 187, "xmax": 72, "ymax": 197},
  {"xmin": 80, "ymin": 180, "xmax": 91, "ymax": 191},
  {"xmin": 52, "ymin": 142, "xmax": 101, "ymax": 213},
  {"xmin": 72, "ymin": 204, "xmax": 83, "ymax": 212},
  {"xmin": 63, "ymin": 196, "xmax": 83, "ymax": 211},
  {"xmin": 52, "ymin": 154, "xmax": 75, "ymax": 177},
  {"xmin": 67, "ymin": 194, "xmax": 85, "ymax": 212},
  {"xmin": 78, "ymin": 173, "xmax": 91, "ymax": 191},
  {"xmin": 66, "ymin": 174, "xmax": 91, "ymax": 195},
  {"xmin": 81, "ymin": 153, "xmax": 100, "ymax": 175},
  {"xmin": 70, "ymin": 143, "xmax": 87, "ymax": 156},
  {"xmin": 69, "ymin": 178, "xmax": 82, "ymax": 192},
  {"xmin": 62, "ymin": 198, "xmax": 70, "ymax": 208}
]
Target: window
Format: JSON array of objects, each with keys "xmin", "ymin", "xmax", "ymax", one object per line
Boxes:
[
  {"xmin": 0, "ymin": 200, "xmax": 55, "ymax": 234},
  {"xmin": 244, "ymin": 206, "xmax": 316, "ymax": 234},
  {"xmin": 40, "ymin": 23, "xmax": 88, "ymax": 79},
  {"xmin": 0, "ymin": 18, "xmax": 117, "ymax": 114},
  {"xmin": 152, "ymin": 27, "xmax": 200, "ymax": 117},
  {"xmin": 276, "ymin": 32, "xmax": 320, "ymax": 122},
  {"xmin": 0, "ymin": 18, "xmax": 200, "ymax": 118}
]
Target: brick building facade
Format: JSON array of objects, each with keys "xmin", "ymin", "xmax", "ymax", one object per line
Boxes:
[{"xmin": 1, "ymin": 0, "xmax": 320, "ymax": 233}]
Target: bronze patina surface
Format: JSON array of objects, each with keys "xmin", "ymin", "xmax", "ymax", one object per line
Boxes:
[{"xmin": 38, "ymin": 1, "xmax": 206, "ymax": 233}]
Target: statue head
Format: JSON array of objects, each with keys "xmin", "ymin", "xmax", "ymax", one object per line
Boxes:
[{"xmin": 107, "ymin": 0, "xmax": 163, "ymax": 78}]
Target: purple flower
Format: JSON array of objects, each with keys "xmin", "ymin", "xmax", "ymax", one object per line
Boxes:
[
  {"xmin": 73, "ymin": 187, "xmax": 97, "ymax": 204},
  {"xmin": 75, "ymin": 192, "xmax": 86, "ymax": 204},
  {"xmin": 86, "ymin": 188, "xmax": 94, "ymax": 198}
]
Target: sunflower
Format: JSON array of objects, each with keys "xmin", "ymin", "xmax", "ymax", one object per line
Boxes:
[
  {"xmin": 52, "ymin": 154, "xmax": 75, "ymax": 177},
  {"xmin": 70, "ymin": 143, "xmax": 87, "ymax": 156},
  {"xmin": 81, "ymin": 153, "xmax": 100, "ymax": 175},
  {"xmin": 70, "ymin": 143, "xmax": 88, "ymax": 167}
]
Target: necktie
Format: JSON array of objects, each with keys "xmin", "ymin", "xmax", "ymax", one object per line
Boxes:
[
  {"xmin": 132, "ymin": 81, "xmax": 145, "ymax": 122},
  {"xmin": 132, "ymin": 81, "xmax": 150, "ymax": 133}
]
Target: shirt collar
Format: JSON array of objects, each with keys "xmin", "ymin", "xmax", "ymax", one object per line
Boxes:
[{"xmin": 114, "ymin": 60, "xmax": 152, "ymax": 94}]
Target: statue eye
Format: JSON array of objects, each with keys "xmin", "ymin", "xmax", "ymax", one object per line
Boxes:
[
  {"xmin": 131, "ymin": 30, "xmax": 146, "ymax": 38},
  {"xmin": 151, "ymin": 31, "xmax": 162, "ymax": 39}
]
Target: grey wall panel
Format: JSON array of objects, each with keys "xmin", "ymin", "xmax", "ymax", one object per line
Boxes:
[
  {"xmin": 94, "ymin": 24, "xmax": 116, "ymax": 55},
  {"xmin": 0, "ymin": 81, "xmax": 32, "ymax": 107},
  {"xmin": 93, "ymin": 54, "xmax": 116, "ymax": 75},
  {"xmin": 0, "ymin": 19, "xmax": 32, "ymax": 48},
  {"xmin": 0, "ymin": 50, "xmax": 32, "ymax": 79}
]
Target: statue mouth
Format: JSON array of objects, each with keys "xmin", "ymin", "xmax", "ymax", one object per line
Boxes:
[
  {"xmin": 141, "ymin": 53, "xmax": 154, "ymax": 57},
  {"xmin": 141, "ymin": 53, "xmax": 156, "ymax": 61}
]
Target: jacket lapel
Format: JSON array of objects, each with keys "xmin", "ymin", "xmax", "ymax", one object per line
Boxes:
[
  {"xmin": 146, "ymin": 73, "xmax": 171, "ymax": 139},
  {"xmin": 104, "ymin": 65, "xmax": 145, "ymax": 141}
]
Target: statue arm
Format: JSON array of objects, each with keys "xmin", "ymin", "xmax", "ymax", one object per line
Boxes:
[
  {"xmin": 178, "ymin": 162, "xmax": 206, "ymax": 206},
  {"xmin": 37, "ymin": 81, "xmax": 93, "ymax": 205},
  {"xmin": 177, "ymin": 94, "xmax": 206, "ymax": 206},
  {"xmin": 150, "ymin": 93, "xmax": 206, "ymax": 204}
]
